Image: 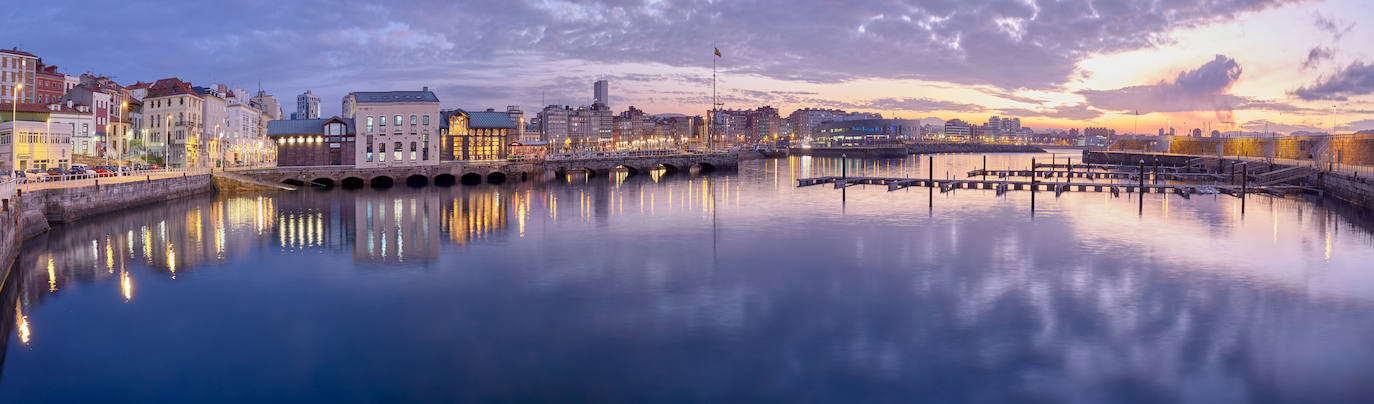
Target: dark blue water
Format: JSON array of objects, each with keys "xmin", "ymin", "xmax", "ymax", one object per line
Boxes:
[{"xmin": 3, "ymin": 152, "xmax": 1374, "ymax": 402}]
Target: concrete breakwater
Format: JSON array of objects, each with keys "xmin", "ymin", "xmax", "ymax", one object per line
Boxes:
[{"xmin": 907, "ymin": 143, "xmax": 1047, "ymax": 154}]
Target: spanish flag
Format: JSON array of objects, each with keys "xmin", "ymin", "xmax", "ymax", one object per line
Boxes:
[{"xmin": 714, "ymin": 48, "xmax": 722, "ymax": 57}]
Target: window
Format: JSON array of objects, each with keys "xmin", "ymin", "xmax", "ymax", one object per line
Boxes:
[
  {"xmin": 394, "ymin": 115, "xmax": 401, "ymax": 126},
  {"xmin": 422, "ymin": 115, "xmax": 429, "ymax": 126},
  {"xmin": 410, "ymin": 141, "xmax": 417, "ymax": 160},
  {"xmin": 366, "ymin": 135, "xmax": 374, "ymax": 162},
  {"xmin": 379, "ymin": 143, "xmax": 386, "ymax": 162},
  {"xmin": 378, "ymin": 115, "xmax": 385, "ymax": 127},
  {"xmin": 393, "ymin": 142, "xmax": 402, "ymax": 161},
  {"xmin": 366, "ymin": 116, "xmax": 374, "ymax": 132},
  {"xmin": 410, "ymin": 115, "xmax": 417, "ymax": 125}
]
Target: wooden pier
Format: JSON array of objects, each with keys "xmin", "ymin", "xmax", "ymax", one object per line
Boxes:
[
  {"xmin": 797, "ymin": 176, "xmax": 1314, "ymax": 198},
  {"xmin": 965, "ymin": 169, "xmax": 1227, "ymax": 182}
]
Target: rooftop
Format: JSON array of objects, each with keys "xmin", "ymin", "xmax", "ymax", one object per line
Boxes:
[
  {"xmin": 350, "ymin": 90, "xmax": 439, "ymax": 104},
  {"xmin": 267, "ymin": 117, "xmax": 356, "ymax": 136},
  {"xmin": 0, "ymin": 48, "xmax": 37, "ymax": 58}
]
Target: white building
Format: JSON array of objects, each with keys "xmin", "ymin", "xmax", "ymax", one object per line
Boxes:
[
  {"xmin": 144, "ymin": 78, "xmax": 205, "ymax": 167},
  {"xmin": 1, "ymin": 117, "xmax": 73, "ymax": 172},
  {"xmin": 196, "ymin": 86, "xmax": 230, "ymax": 167},
  {"xmin": 344, "ymin": 88, "xmax": 441, "ymax": 168},
  {"xmin": 47, "ymin": 103, "xmax": 96, "ymax": 156}
]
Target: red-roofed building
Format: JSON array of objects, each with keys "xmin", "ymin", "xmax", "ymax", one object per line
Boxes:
[{"xmin": 35, "ymin": 62, "xmax": 65, "ymax": 105}]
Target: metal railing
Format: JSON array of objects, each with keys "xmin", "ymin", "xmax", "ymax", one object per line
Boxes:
[
  {"xmin": 14, "ymin": 167, "xmax": 211, "ymax": 192},
  {"xmin": 0, "ymin": 178, "xmax": 15, "ymax": 202},
  {"xmin": 546, "ymin": 149, "xmax": 684, "ymax": 161}
]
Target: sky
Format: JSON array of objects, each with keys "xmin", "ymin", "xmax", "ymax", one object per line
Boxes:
[{"xmin": 4, "ymin": 0, "xmax": 1374, "ymax": 134}]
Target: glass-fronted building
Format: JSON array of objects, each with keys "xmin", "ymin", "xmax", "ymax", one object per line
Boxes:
[{"xmin": 813, "ymin": 119, "xmax": 917, "ymax": 147}]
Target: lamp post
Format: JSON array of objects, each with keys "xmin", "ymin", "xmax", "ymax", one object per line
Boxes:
[
  {"xmin": 166, "ymin": 115, "xmax": 172, "ymax": 168},
  {"xmin": 119, "ymin": 101, "xmax": 127, "ymax": 171},
  {"xmin": 48, "ymin": 117, "xmax": 53, "ymax": 170}
]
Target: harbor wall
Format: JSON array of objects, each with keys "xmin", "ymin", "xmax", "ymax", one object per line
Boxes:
[{"xmin": 907, "ymin": 143, "xmax": 1047, "ymax": 154}]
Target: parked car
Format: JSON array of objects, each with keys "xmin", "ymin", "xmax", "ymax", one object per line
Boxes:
[
  {"xmin": 25, "ymin": 169, "xmax": 49, "ymax": 182},
  {"xmin": 46, "ymin": 167, "xmax": 72, "ymax": 179},
  {"xmin": 92, "ymin": 168, "xmax": 115, "ymax": 178},
  {"xmin": 70, "ymin": 163, "xmax": 90, "ymax": 172}
]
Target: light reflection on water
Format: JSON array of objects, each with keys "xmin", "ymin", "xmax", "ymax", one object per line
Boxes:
[{"xmin": 1, "ymin": 151, "xmax": 1373, "ymax": 402}]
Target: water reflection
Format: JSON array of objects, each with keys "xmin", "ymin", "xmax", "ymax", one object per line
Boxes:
[{"xmin": 1, "ymin": 153, "xmax": 1373, "ymax": 401}]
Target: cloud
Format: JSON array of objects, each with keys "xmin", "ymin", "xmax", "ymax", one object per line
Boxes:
[
  {"xmin": 1239, "ymin": 119, "xmax": 1325, "ymax": 134},
  {"xmin": 1079, "ymin": 55, "xmax": 1243, "ymax": 123},
  {"xmin": 1293, "ymin": 62, "xmax": 1374, "ymax": 101},
  {"xmin": 1313, "ymin": 12, "xmax": 1355, "ymax": 41},
  {"xmin": 849, "ymin": 98, "xmax": 986, "ymax": 113},
  {"xmin": 1337, "ymin": 119, "xmax": 1374, "ymax": 132},
  {"xmin": 998, "ymin": 104, "xmax": 1103, "ymax": 121},
  {"xmin": 1303, "ymin": 46, "xmax": 1334, "ymax": 70}
]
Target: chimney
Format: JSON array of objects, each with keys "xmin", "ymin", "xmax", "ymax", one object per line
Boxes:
[{"xmin": 422, "ymin": 86, "xmax": 429, "ymax": 92}]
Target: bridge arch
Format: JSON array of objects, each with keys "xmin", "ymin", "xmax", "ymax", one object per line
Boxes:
[
  {"xmin": 434, "ymin": 173, "xmax": 456, "ymax": 187},
  {"xmin": 487, "ymin": 172, "xmax": 507, "ymax": 184},
  {"xmin": 282, "ymin": 178, "xmax": 306, "ymax": 187},
  {"xmin": 460, "ymin": 173, "xmax": 482, "ymax": 185},
  {"xmin": 341, "ymin": 177, "xmax": 366, "ymax": 189},
  {"xmin": 614, "ymin": 165, "xmax": 640, "ymax": 176},
  {"xmin": 369, "ymin": 176, "xmax": 394, "ymax": 188},
  {"xmin": 405, "ymin": 174, "xmax": 429, "ymax": 187},
  {"xmin": 693, "ymin": 162, "xmax": 717, "ymax": 173},
  {"xmin": 655, "ymin": 163, "xmax": 680, "ymax": 174},
  {"xmin": 310, "ymin": 178, "xmax": 335, "ymax": 189}
]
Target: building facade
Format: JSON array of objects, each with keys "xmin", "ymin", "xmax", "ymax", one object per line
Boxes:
[
  {"xmin": 143, "ymin": 78, "xmax": 205, "ymax": 167},
  {"xmin": 295, "ymin": 90, "xmax": 321, "ymax": 120},
  {"xmin": 446, "ymin": 109, "xmax": 516, "ymax": 161},
  {"xmin": 0, "ymin": 48, "xmax": 37, "ymax": 104},
  {"xmin": 814, "ymin": 118, "xmax": 916, "ymax": 146},
  {"xmin": 35, "ymin": 62, "xmax": 66, "ymax": 105},
  {"xmin": 1, "ymin": 105, "xmax": 73, "ymax": 172},
  {"xmin": 593, "ymin": 80, "xmax": 609, "ymax": 108},
  {"xmin": 269, "ymin": 117, "xmax": 355, "ymax": 166},
  {"xmin": 47, "ymin": 103, "xmax": 95, "ymax": 156},
  {"xmin": 345, "ymin": 89, "xmax": 441, "ymax": 168}
]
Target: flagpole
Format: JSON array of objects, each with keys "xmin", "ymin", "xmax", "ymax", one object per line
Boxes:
[{"xmin": 712, "ymin": 46, "xmax": 717, "ymax": 151}]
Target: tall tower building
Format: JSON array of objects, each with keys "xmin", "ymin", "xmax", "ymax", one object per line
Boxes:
[
  {"xmin": 593, "ymin": 80, "xmax": 609, "ymax": 108},
  {"xmin": 296, "ymin": 90, "xmax": 321, "ymax": 120}
]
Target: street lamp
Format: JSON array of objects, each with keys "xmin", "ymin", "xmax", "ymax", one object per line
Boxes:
[{"xmin": 166, "ymin": 115, "xmax": 172, "ymax": 168}]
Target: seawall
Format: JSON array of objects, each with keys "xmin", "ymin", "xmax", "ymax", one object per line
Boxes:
[
  {"xmin": 1, "ymin": 174, "xmax": 217, "ymax": 285},
  {"xmin": 907, "ymin": 143, "xmax": 1048, "ymax": 154},
  {"xmin": 791, "ymin": 147, "xmax": 909, "ymax": 158},
  {"xmin": 28, "ymin": 174, "xmax": 215, "ymax": 224}
]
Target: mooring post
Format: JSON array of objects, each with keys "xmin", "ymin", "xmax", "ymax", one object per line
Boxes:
[
  {"xmin": 982, "ymin": 155, "xmax": 987, "ymax": 180},
  {"xmin": 841, "ymin": 154, "xmax": 846, "ymax": 179},
  {"xmin": 1139, "ymin": 159, "xmax": 1146, "ymax": 215},
  {"xmin": 1031, "ymin": 157, "xmax": 1037, "ymax": 213},
  {"xmin": 1242, "ymin": 162, "xmax": 1248, "ymax": 214},
  {"xmin": 928, "ymin": 155, "xmax": 934, "ymax": 209}
]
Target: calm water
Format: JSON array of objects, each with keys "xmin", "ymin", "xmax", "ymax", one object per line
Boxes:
[{"xmin": 3, "ymin": 151, "xmax": 1374, "ymax": 402}]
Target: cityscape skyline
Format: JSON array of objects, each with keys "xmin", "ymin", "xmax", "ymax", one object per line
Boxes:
[{"xmin": 3, "ymin": 0, "xmax": 1373, "ymax": 134}]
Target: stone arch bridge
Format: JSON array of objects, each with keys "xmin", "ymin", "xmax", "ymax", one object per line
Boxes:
[{"xmin": 237, "ymin": 152, "xmax": 738, "ymax": 188}]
